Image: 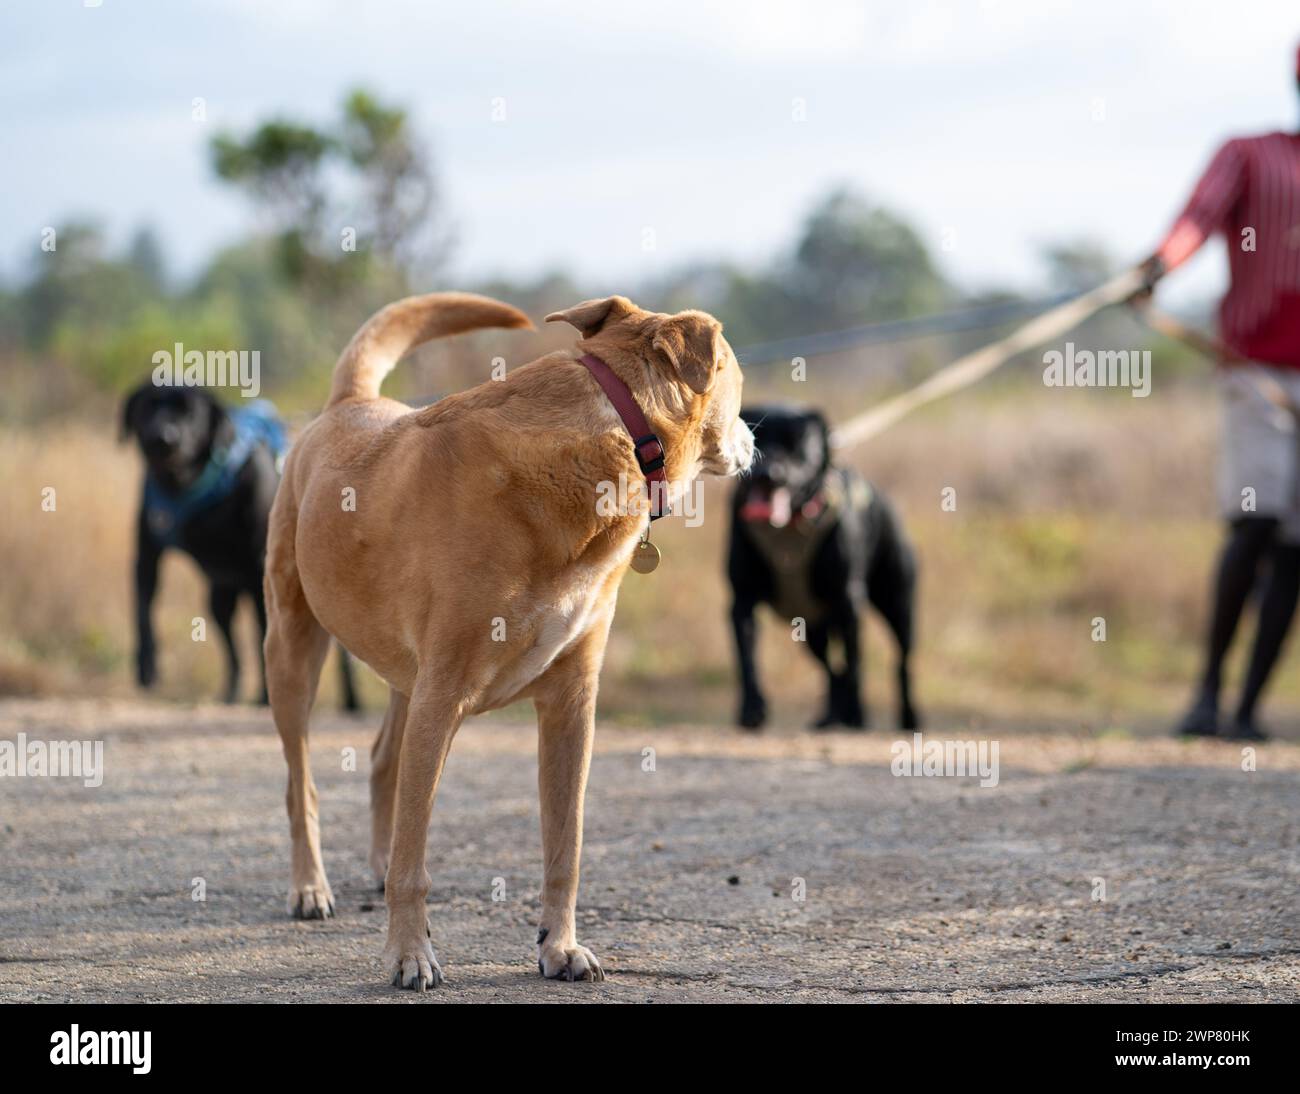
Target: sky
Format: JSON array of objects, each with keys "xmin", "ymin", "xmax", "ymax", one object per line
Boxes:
[{"xmin": 3, "ymin": 0, "xmax": 1299, "ymax": 309}]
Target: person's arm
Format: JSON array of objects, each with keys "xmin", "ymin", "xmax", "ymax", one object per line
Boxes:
[{"xmin": 1139, "ymin": 139, "xmax": 1247, "ymax": 291}]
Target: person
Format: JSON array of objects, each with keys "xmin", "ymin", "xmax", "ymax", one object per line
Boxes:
[{"xmin": 1140, "ymin": 44, "xmax": 1300, "ymax": 741}]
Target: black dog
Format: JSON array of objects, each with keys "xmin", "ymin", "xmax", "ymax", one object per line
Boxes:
[
  {"xmin": 121, "ymin": 381, "xmax": 358, "ymax": 708},
  {"xmin": 728, "ymin": 405, "xmax": 919, "ymax": 731}
]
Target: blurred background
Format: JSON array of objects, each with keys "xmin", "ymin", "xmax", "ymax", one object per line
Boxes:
[{"xmin": 3, "ymin": 0, "xmax": 1299, "ymax": 735}]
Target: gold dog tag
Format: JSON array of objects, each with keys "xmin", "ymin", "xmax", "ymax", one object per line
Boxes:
[{"xmin": 631, "ymin": 537, "xmax": 661, "ymax": 574}]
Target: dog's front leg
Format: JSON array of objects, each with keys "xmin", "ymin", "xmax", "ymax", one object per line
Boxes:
[
  {"xmin": 210, "ymin": 584, "xmax": 241, "ymax": 703},
  {"xmin": 831, "ymin": 599, "xmax": 866, "ymax": 728},
  {"xmin": 383, "ymin": 684, "xmax": 463, "ymax": 991},
  {"xmin": 133, "ymin": 519, "xmax": 162, "ymax": 689},
  {"xmin": 531, "ymin": 636, "xmax": 607, "ymax": 982},
  {"xmin": 731, "ymin": 596, "xmax": 767, "ymax": 729}
]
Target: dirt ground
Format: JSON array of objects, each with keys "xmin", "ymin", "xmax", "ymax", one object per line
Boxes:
[{"xmin": 0, "ymin": 697, "xmax": 1296, "ymax": 1004}]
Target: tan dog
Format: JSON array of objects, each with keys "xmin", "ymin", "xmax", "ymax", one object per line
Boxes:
[{"xmin": 264, "ymin": 291, "xmax": 752, "ymax": 989}]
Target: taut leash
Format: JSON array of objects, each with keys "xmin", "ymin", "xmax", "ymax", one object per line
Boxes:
[
  {"xmin": 1132, "ymin": 303, "xmax": 1299, "ymax": 421},
  {"xmin": 829, "ymin": 268, "xmax": 1145, "ymax": 451}
]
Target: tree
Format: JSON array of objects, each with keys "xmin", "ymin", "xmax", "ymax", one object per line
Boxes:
[
  {"xmin": 126, "ymin": 226, "xmax": 167, "ymax": 293},
  {"xmin": 210, "ymin": 90, "xmax": 445, "ymax": 289},
  {"xmin": 1040, "ymin": 239, "xmax": 1114, "ymax": 294},
  {"xmin": 789, "ymin": 187, "xmax": 947, "ymax": 330},
  {"xmin": 648, "ymin": 187, "xmax": 948, "ymax": 346},
  {"xmin": 339, "ymin": 90, "xmax": 438, "ymax": 270},
  {"xmin": 20, "ymin": 222, "xmax": 153, "ymax": 348}
]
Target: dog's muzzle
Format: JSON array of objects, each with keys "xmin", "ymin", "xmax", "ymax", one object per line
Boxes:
[{"xmin": 728, "ymin": 419, "xmax": 756, "ymax": 475}]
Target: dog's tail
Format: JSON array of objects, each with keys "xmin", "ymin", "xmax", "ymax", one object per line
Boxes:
[{"xmin": 327, "ymin": 292, "xmax": 533, "ymax": 407}]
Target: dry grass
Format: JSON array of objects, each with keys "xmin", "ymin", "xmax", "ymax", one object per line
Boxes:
[{"xmin": 3, "ymin": 376, "xmax": 1297, "ymax": 736}]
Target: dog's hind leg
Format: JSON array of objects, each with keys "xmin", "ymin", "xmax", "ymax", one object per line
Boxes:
[
  {"xmin": 383, "ymin": 680, "xmax": 465, "ymax": 990},
  {"xmin": 832, "ymin": 602, "xmax": 866, "ymax": 728},
  {"xmin": 337, "ymin": 646, "xmax": 361, "ymax": 712},
  {"xmin": 869, "ymin": 564, "xmax": 920, "ymax": 730},
  {"xmin": 368, "ymin": 688, "xmax": 408, "ymax": 891},
  {"xmin": 265, "ymin": 553, "xmax": 334, "ymax": 920},
  {"xmin": 809, "ymin": 607, "xmax": 866, "ymax": 729},
  {"xmin": 210, "ymin": 584, "xmax": 241, "ymax": 703},
  {"xmin": 807, "ymin": 620, "xmax": 839, "ymax": 728},
  {"xmin": 251, "ymin": 580, "xmax": 269, "ymax": 705}
]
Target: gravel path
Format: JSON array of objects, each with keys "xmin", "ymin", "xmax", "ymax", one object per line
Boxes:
[{"xmin": 1, "ymin": 698, "xmax": 1296, "ymax": 1003}]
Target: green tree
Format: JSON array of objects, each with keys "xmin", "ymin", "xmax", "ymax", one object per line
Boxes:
[
  {"xmin": 649, "ymin": 187, "xmax": 948, "ymax": 347},
  {"xmin": 789, "ymin": 187, "xmax": 947, "ymax": 329},
  {"xmin": 339, "ymin": 90, "xmax": 439, "ymax": 270},
  {"xmin": 20, "ymin": 222, "xmax": 155, "ymax": 348},
  {"xmin": 1040, "ymin": 239, "xmax": 1114, "ymax": 294},
  {"xmin": 210, "ymin": 90, "xmax": 445, "ymax": 289},
  {"xmin": 126, "ymin": 225, "xmax": 168, "ymax": 293}
]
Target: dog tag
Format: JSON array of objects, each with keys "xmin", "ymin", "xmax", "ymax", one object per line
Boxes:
[{"xmin": 631, "ymin": 538, "xmax": 661, "ymax": 574}]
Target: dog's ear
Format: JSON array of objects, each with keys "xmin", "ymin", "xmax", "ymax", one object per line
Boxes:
[
  {"xmin": 651, "ymin": 311, "xmax": 722, "ymax": 395},
  {"xmin": 119, "ymin": 387, "xmax": 147, "ymax": 443},
  {"xmin": 806, "ymin": 409, "xmax": 833, "ymax": 475},
  {"xmin": 544, "ymin": 296, "xmax": 635, "ymax": 339}
]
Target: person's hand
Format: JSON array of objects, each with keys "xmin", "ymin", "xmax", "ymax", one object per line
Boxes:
[{"xmin": 1128, "ymin": 254, "xmax": 1166, "ymax": 307}]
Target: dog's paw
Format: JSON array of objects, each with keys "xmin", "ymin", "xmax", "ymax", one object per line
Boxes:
[
  {"xmin": 385, "ymin": 935, "xmax": 444, "ymax": 991},
  {"xmin": 840, "ymin": 706, "xmax": 867, "ymax": 730},
  {"xmin": 288, "ymin": 882, "xmax": 336, "ymax": 920},
  {"xmin": 813, "ymin": 701, "xmax": 867, "ymax": 731},
  {"xmin": 738, "ymin": 696, "xmax": 767, "ymax": 730},
  {"xmin": 537, "ymin": 931, "xmax": 605, "ymax": 982}
]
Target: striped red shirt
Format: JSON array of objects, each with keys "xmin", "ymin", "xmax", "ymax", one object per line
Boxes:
[{"xmin": 1157, "ymin": 132, "xmax": 1300, "ymax": 368}]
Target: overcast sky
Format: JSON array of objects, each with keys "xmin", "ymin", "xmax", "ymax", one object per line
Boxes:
[{"xmin": 4, "ymin": 0, "xmax": 1299, "ymax": 308}]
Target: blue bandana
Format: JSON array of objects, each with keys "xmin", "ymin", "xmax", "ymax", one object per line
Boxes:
[{"xmin": 144, "ymin": 400, "xmax": 288, "ymax": 546}]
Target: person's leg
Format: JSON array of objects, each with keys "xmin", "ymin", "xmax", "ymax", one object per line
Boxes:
[
  {"xmin": 1181, "ymin": 365, "xmax": 1294, "ymax": 736},
  {"xmin": 1232, "ymin": 538, "xmax": 1300, "ymax": 738},
  {"xmin": 1177, "ymin": 516, "xmax": 1278, "ymax": 735},
  {"xmin": 1230, "ymin": 366, "xmax": 1300, "ymax": 738}
]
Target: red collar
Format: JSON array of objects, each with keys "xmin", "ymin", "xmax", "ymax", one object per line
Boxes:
[{"xmin": 579, "ymin": 353, "xmax": 669, "ymax": 520}]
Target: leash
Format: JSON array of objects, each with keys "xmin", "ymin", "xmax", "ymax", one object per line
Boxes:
[
  {"xmin": 735, "ymin": 291, "xmax": 1080, "ymax": 367},
  {"xmin": 1131, "ymin": 302, "xmax": 1299, "ymax": 421},
  {"xmin": 1133, "ymin": 304, "xmax": 1300, "ymax": 520},
  {"xmin": 829, "ymin": 267, "xmax": 1145, "ymax": 450}
]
